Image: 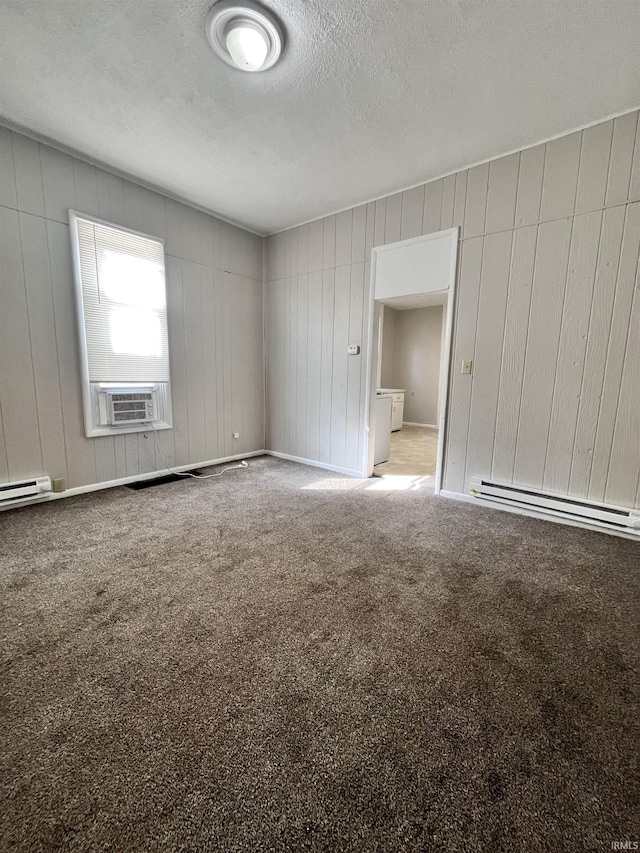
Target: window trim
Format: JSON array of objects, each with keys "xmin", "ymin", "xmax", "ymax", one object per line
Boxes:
[{"xmin": 69, "ymin": 210, "xmax": 173, "ymax": 438}]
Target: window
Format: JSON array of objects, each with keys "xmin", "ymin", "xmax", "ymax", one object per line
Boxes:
[{"xmin": 69, "ymin": 212, "xmax": 172, "ymax": 437}]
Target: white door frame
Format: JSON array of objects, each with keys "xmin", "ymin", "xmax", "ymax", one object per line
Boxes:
[{"xmin": 361, "ymin": 228, "xmax": 459, "ymax": 493}]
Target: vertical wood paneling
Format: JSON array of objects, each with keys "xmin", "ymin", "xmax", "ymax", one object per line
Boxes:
[
  {"xmin": 12, "ymin": 133, "xmax": 45, "ymax": 217},
  {"xmin": 440, "ymin": 175, "xmax": 456, "ymax": 229},
  {"xmin": 605, "ymin": 111, "xmax": 638, "ymax": 206},
  {"xmin": 463, "ymin": 164, "xmax": 489, "ymax": 238},
  {"xmin": 93, "ymin": 436, "xmax": 117, "ymax": 484},
  {"xmin": 166, "ymin": 257, "xmax": 189, "ymax": 467},
  {"xmin": 297, "ymin": 224, "xmax": 309, "ymax": 275},
  {"xmin": 40, "ymin": 146, "xmax": 76, "ymax": 223},
  {"xmin": 452, "ymin": 171, "xmax": 468, "ymax": 229},
  {"xmin": 265, "ymin": 281, "xmax": 283, "ymax": 451},
  {"xmin": 0, "ymin": 405, "xmax": 9, "ymax": 484},
  {"xmin": 492, "ymin": 225, "xmax": 538, "ymax": 482},
  {"xmin": 296, "ymin": 275, "xmax": 309, "ymax": 458},
  {"xmin": 543, "ymin": 211, "xmax": 602, "ymax": 494},
  {"xmin": 142, "ymin": 188, "xmax": 167, "ymax": 243},
  {"xmin": 123, "ymin": 182, "xmax": 146, "ymax": 234},
  {"xmin": 464, "ymin": 230, "xmax": 512, "ymax": 485},
  {"xmin": 345, "ymin": 263, "xmax": 364, "ymax": 466},
  {"xmin": 400, "ymin": 186, "xmax": 424, "ymax": 240},
  {"xmin": 384, "ymin": 193, "xmax": 402, "ymax": 244},
  {"xmin": 96, "ymin": 171, "xmax": 125, "ymax": 224},
  {"xmin": 0, "ymin": 129, "xmax": 264, "ymax": 493},
  {"xmin": 223, "ymin": 272, "xmax": 237, "ymax": 457},
  {"xmin": 423, "ymin": 179, "xmax": 443, "ymax": 234},
  {"xmin": 589, "ymin": 202, "xmax": 640, "ymax": 502},
  {"xmin": 569, "ymin": 206, "xmax": 626, "ymax": 496},
  {"xmin": 0, "ymin": 126, "xmax": 17, "ymax": 208},
  {"xmin": 515, "ymin": 144, "xmax": 545, "ymax": 227},
  {"xmin": 364, "ymin": 202, "xmax": 375, "ymax": 261},
  {"xmin": 198, "ymin": 211, "xmax": 215, "ymax": 269},
  {"xmin": 309, "ymin": 219, "xmax": 323, "ymax": 273},
  {"xmin": 330, "ymin": 266, "xmax": 350, "ymax": 468},
  {"xmin": 181, "ymin": 205, "xmax": 201, "ymax": 264},
  {"xmin": 605, "ymin": 274, "xmax": 640, "ymax": 507},
  {"xmin": 629, "ymin": 110, "xmax": 640, "ymax": 200},
  {"xmin": 0, "ymin": 207, "xmax": 43, "ymax": 480},
  {"xmin": 73, "ymin": 160, "xmax": 100, "ymax": 219},
  {"xmin": 575, "ymin": 120, "xmax": 613, "ymax": 214},
  {"xmin": 229, "ymin": 275, "xmax": 246, "ymax": 454},
  {"xmin": 540, "ymin": 132, "xmax": 581, "ymax": 221},
  {"xmin": 319, "ymin": 269, "xmax": 335, "ymax": 463},
  {"xmin": 373, "ymin": 199, "xmax": 386, "ymax": 247},
  {"xmin": 19, "ymin": 212, "xmax": 67, "ymax": 481},
  {"xmin": 259, "ymin": 111, "xmax": 639, "ymax": 502},
  {"xmin": 485, "ymin": 153, "xmax": 519, "ymax": 234},
  {"xmin": 306, "ymin": 271, "xmax": 323, "ymax": 461},
  {"xmin": 184, "ymin": 261, "xmax": 206, "ymax": 464},
  {"xmin": 351, "ymin": 204, "xmax": 367, "ymax": 262},
  {"xmin": 514, "ymin": 218, "xmax": 572, "ymax": 488},
  {"xmin": 336, "ymin": 211, "xmax": 353, "ymax": 268},
  {"xmin": 323, "ymin": 215, "xmax": 336, "ymax": 269},
  {"xmin": 444, "ymin": 236, "xmax": 483, "ymax": 493},
  {"xmin": 202, "ymin": 266, "xmax": 219, "ymax": 461},
  {"xmin": 358, "ymin": 259, "xmax": 372, "ymax": 467}
]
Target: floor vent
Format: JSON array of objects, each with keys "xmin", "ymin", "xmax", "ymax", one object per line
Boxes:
[
  {"xmin": 0, "ymin": 477, "xmax": 52, "ymax": 504},
  {"xmin": 470, "ymin": 477, "xmax": 640, "ymax": 535}
]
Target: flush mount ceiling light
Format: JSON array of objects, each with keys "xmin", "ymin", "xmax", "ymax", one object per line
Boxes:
[{"xmin": 206, "ymin": 0, "xmax": 284, "ymax": 72}]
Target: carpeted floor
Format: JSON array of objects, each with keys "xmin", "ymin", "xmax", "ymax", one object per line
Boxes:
[{"xmin": 1, "ymin": 456, "xmax": 638, "ymax": 853}]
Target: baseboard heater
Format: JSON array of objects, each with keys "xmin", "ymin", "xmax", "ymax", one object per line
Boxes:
[
  {"xmin": 470, "ymin": 477, "xmax": 640, "ymax": 535},
  {"xmin": 0, "ymin": 476, "xmax": 52, "ymax": 504}
]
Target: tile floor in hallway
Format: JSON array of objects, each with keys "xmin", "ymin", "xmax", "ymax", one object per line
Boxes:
[{"xmin": 373, "ymin": 425, "xmax": 438, "ymax": 480}]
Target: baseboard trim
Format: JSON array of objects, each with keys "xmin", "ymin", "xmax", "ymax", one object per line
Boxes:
[
  {"xmin": 0, "ymin": 450, "xmax": 266, "ymax": 512},
  {"xmin": 402, "ymin": 422, "xmax": 438, "ymax": 429},
  {"xmin": 266, "ymin": 450, "xmax": 364, "ymax": 478},
  {"xmin": 439, "ymin": 490, "xmax": 638, "ymax": 540}
]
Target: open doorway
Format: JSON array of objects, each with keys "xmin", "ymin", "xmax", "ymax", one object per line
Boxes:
[
  {"xmin": 374, "ymin": 295, "xmax": 446, "ymax": 481},
  {"xmin": 364, "ymin": 228, "xmax": 458, "ymax": 493}
]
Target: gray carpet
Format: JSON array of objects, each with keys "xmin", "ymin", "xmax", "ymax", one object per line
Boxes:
[{"xmin": 0, "ymin": 456, "xmax": 638, "ymax": 853}]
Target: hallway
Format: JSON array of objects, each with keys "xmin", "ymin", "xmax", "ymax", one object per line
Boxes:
[{"xmin": 373, "ymin": 426, "xmax": 438, "ymax": 479}]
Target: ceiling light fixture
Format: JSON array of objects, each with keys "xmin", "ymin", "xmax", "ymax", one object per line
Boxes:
[{"xmin": 206, "ymin": 0, "xmax": 284, "ymax": 73}]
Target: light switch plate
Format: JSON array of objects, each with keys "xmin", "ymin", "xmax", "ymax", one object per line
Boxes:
[{"xmin": 462, "ymin": 359, "xmax": 473, "ymax": 375}]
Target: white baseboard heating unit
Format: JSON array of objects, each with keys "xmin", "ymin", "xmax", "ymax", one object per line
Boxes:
[
  {"xmin": 470, "ymin": 477, "xmax": 640, "ymax": 535},
  {"xmin": 0, "ymin": 477, "xmax": 52, "ymax": 504}
]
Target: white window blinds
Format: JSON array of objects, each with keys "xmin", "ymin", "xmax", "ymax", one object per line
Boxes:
[{"xmin": 72, "ymin": 215, "xmax": 170, "ymax": 383}]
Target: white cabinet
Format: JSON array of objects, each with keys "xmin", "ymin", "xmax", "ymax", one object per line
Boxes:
[
  {"xmin": 391, "ymin": 393, "xmax": 404, "ymax": 431},
  {"xmin": 373, "ymin": 395, "xmax": 392, "ymax": 464}
]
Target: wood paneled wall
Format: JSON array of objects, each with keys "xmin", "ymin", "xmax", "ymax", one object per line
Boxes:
[
  {"xmin": 264, "ymin": 109, "xmax": 640, "ymax": 508},
  {"xmin": 0, "ymin": 128, "xmax": 264, "ymax": 490}
]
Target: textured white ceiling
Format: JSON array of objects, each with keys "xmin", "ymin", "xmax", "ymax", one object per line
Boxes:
[{"xmin": 1, "ymin": 0, "xmax": 639, "ymax": 235}]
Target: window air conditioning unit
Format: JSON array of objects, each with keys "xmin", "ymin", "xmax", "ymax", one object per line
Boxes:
[{"xmin": 101, "ymin": 388, "xmax": 159, "ymax": 427}]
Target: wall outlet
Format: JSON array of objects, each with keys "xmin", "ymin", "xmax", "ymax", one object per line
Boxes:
[
  {"xmin": 52, "ymin": 478, "xmax": 66, "ymax": 493},
  {"xmin": 347, "ymin": 344, "xmax": 360, "ymax": 355},
  {"xmin": 233, "ymin": 432, "xmax": 240, "ymax": 439},
  {"xmin": 462, "ymin": 359, "xmax": 473, "ymax": 375}
]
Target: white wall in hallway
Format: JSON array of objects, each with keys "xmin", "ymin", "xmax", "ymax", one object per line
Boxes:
[
  {"xmin": 380, "ymin": 307, "xmax": 398, "ymax": 389},
  {"xmin": 264, "ymin": 108, "xmax": 640, "ymax": 508},
  {"xmin": 392, "ymin": 307, "xmax": 443, "ymax": 426},
  {"xmin": 0, "ymin": 127, "xmax": 264, "ymax": 490}
]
